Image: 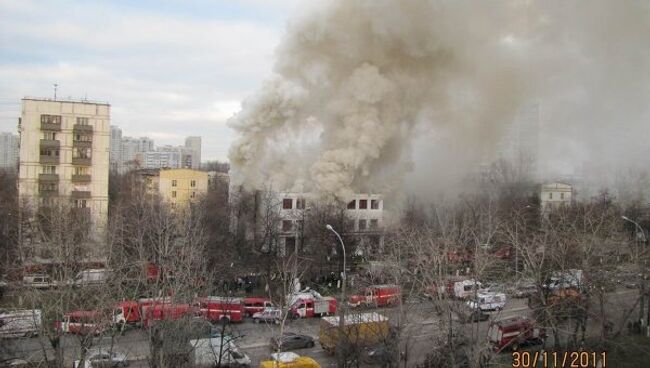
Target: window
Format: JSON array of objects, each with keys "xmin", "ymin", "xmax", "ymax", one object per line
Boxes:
[
  {"xmin": 74, "ymin": 167, "xmax": 88, "ymax": 175},
  {"xmin": 42, "ymin": 166, "xmax": 56, "ymax": 174},
  {"xmin": 171, "ymin": 191, "xmax": 177, "ymax": 198},
  {"xmin": 369, "ymin": 219, "xmax": 379, "ymax": 229},
  {"xmin": 190, "ymin": 180, "xmax": 196, "ymax": 187},
  {"xmin": 39, "ymin": 182, "xmax": 57, "ymax": 191},
  {"xmin": 359, "ymin": 199, "xmax": 368, "ymax": 209},
  {"xmin": 41, "ymin": 115, "xmax": 61, "ymax": 124},
  {"xmin": 549, "ymin": 193, "xmax": 553, "ymax": 200},
  {"xmin": 282, "ymin": 220, "xmax": 293, "ymax": 231},
  {"xmin": 74, "ymin": 199, "xmax": 87, "ymax": 208},
  {"xmin": 191, "ymin": 191, "xmax": 196, "ymax": 198},
  {"xmin": 43, "ymin": 132, "xmax": 57, "ymax": 140},
  {"xmin": 73, "ymin": 148, "xmax": 91, "ymax": 159},
  {"xmin": 296, "ymin": 197, "xmax": 306, "ymax": 209},
  {"xmin": 371, "ymin": 200, "xmax": 379, "ymax": 210},
  {"xmin": 172, "ymin": 180, "xmax": 177, "ymax": 187},
  {"xmin": 285, "ymin": 237, "xmax": 296, "ymax": 249},
  {"xmin": 282, "ymin": 198, "xmax": 293, "ymax": 209},
  {"xmin": 76, "ymin": 117, "xmax": 89, "ymax": 125},
  {"xmin": 347, "ymin": 200, "xmax": 356, "ymax": 209},
  {"xmin": 74, "ymin": 134, "xmax": 92, "ymax": 142},
  {"xmin": 560, "ymin": 193, "xmax": 564, "ymax": 200},
  {"xmin": 358, "ymin": 219, "xmax": 367, "ymax": 230}
]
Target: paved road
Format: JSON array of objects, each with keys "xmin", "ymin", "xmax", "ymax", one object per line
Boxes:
[{"xmin": 1, "ymin": 288, "xmax": 641, "ymax": 367}]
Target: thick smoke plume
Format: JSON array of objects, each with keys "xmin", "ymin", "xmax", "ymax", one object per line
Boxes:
[{"xmin": 229, "ymin": 0, "xmax": 649, "ymax": 200}]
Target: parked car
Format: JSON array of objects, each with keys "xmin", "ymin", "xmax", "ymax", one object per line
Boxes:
[
  {"xmin": 455, "ymin": 303, "xmax": 489, "ymax": 323},
  {"xmin": 511, "ymin": 282, "xmax": 537, "ymax": 298},
  {"xmin": 466, "ymin": 292, "xmax": 506, "ymax": 311},
  {"xmin": 73, "ymin": 349, "xmax": 129, "ymax": 367},
  {"xmin": 362, "ymin": 345, "xmax": 397, "ymax": 367},
  {"xmin": 22, "ymin": 274, "xmax": 57, "ymax": 289},
  {"xmin": 252, "ymin": 307, "xmax": 282, "ymax": 324},
  {"xmin": 270, "ymin": 333, "xmax": 315, "ymax": 351},
  {"xmin": 73, "ymin": 269, "xmax": 111, "ymax": 287},
  {"xmin": 0, "ymin": 309, "xmax": 42, "ymax": 338}
]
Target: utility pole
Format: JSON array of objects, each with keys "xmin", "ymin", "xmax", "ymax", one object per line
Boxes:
[
  {"xmin": 326, "ymin": 224, "xmax": 347, "ymax": 368},
  {"xmin": 53, "ymin": 83, "xmax": 58, "ymax": 100}
]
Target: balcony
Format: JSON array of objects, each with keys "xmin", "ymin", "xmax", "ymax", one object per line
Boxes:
[
  {"xmin": 73, "ymin": 124, "xmax": 93, "ymax": 133},
  {"xmin": 40, "ymin": 122, "xmax": 61, "ymax": 131},
  {"xmin": 72, "ymin": 157, "xmax": 92, "ymax": 166},
  {"xmin": 39, "ymin": 155, "xmax": 59, "ymax": 164},
  {"xmin": 39, "ymin": 188, "xmax": 58, "ymax": 197},
  {"xmin": 71, "ymin": 190, "xmax": 91, "ymax": 199},
  {"xmin": 72, "ymin": 174, "xmax": 91, "ymax": 183},
  {"xmin": 40, "ymin": 139, "xmax": 60, "ymax": 149},
  {"xmin": 73, "ymin": 140, "xmax": 92, "ymax": 148},
  {"xmin": 38, "ymin": 173, "xmax": 59, "ymax": 182}
]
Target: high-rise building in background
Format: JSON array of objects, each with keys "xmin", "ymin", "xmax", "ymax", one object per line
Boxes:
[
  {"xmin": 119, "ymin": 136, "xmax": 154, "ymax": 173},
  {"xmin": 109, "ymin": 125, "xmax": 202, "ymax": 172},
  {"xmin": 18, "ymin": 97, "xmax": 110, "ymax": 240},
  {"xmin": 185, "ymin": 136, "xmax": 201, "ymax": 169},
  {"xmin": 0, "ymin": 132, "xmax": 19, "ymax": 170},
  {"xmin": 143, "ymin": 150, "xmax": 181, "ymax": 169},
  {"xmin": 109, "ymin": 125, "xmax": 122, "ymax": 173}
]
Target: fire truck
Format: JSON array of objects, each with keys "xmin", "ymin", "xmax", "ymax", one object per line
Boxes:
[
  {"xmin": 112, "ymin": 301, "xmax": 142, "ymax": 326},
  {"xmin": 141, "ymin": 303, "xmax": 194, "ymax": 327},
  {"xmin": 55, "ymin": 310, "xmax": 107, "ymax": 335},
  {"xmin": 348, "ymin": 284, "xmax": 401, "ymax": 308},
  {"xmin": 487, "ymin": 316, "xmax": 546, "ymax": 352},
  {"xmin": 243, "ymin": 297, "xmax": 273, "ymax": 317},
  {"xmin": 289, "ymin": 290, "xmax": 337, "ymax": 319},
  {"xmin": 194, "ymin": 296, "xmax": 244, "ymax": 323}
]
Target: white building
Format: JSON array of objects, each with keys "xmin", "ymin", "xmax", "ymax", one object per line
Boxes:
[
  {"xmin": 109, "ymin": 125, "xmax": 122, "ymax": 173},
  {"xmin": 252, "ymin": 191, "xmax": 385, "ymax": 256},
  {"xmin": 143, "ymin": 150, "xmax": 181, "ymax": 169},
  {"xmin": 0, "ymin": 132, "xmax": 19, "ymax": 169},
  {"xmin": 18, "ymin": 97, "xmax": 110, "ymax": 239},
  {"xmin": 540, "ymin": 182, "xmax": 572, "ymax": 215},
  {"xmin": 119, "ymin": 136, "xmax": 154, "ymax": 173},
  {"xmin": 185, "ymin": 136, "xmax": 201, "ymax": 169}
]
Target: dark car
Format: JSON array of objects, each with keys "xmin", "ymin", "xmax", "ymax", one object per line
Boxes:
[
  {"xmin": 456, "ymin": 303, "xmax": 489, "ymax": 323},
  {"xmin": 270, "ymin": 333, "xmax": 315, "ymax": 351},
  {"xmin": 363, "ymin": 345, "xmax": 398, "ymax": 367}
]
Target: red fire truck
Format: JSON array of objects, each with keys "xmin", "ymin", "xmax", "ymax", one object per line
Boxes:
[
  {"xmin": 112, "ymin": 301, "xmax": 142, "ymax": 326},
  {"xmin": 348, "ymin": 284, "xmax": 401, "ymax": 308},
  {"xmin": 487, "ymin": 316, "xmax": 546, "ymax": 352},
  {"xmin": 141, "ymin": 303, "xmax": 194, "ymax": 327},
  {"xmin": 289, "ymin": 290, "xmax": 337, "ymax": 319},
  {"xmin": 55, "ymin": 310, "xmax": 107, "ymax": 335},
  {"xmin": 195, "ymin": 296, "xmax": 244, "ymax": 323},
  {"xmin": 243, "ymin": 297, "xmax": 273, "ymax": 317}
]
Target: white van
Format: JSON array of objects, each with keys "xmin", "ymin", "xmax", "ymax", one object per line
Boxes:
[
  {"xmin": 73, "ymin": 269, "xmax": 111, "ymax": 286},
  {"xmin": 466, "ymin": 292, "xmax": 506, "ymax": 312},
  {"xmin": 0, "ymin": 309, "xmax": 42, "ymax": 338}
]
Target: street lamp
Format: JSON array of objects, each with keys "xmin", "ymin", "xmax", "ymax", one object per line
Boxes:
[
  {"xmin": 621, "ymin": 215, "xmax": 649, "ymax": 337},
  {"xmin": 326, "ymin": 224, "xmax": 346, "ymax": 368}
]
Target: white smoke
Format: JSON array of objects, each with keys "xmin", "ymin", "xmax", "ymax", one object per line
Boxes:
[{"xmin": 228, "ymin": 0, "xmax": 650, "ymax": 200}]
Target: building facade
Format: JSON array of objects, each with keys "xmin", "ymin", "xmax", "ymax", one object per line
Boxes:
[
  {"xmin": 0, "ymin": 132, "xmax": 19, "ymax": 169},
  {"xmin": 540, "ymin": 182, "xmax": 572, "ymax": 215},
  {"xmin": 185, "ymin": 136, "xmax": 201, "ymax": 169},
  {"xmin": 109, "ymin": 125, "xmax": 122, "ymax": 173},
  {"xmin": 158, "ymin": 169, "xmax": 208, "ymax": 206},
  {"xmin": 18, "ymin": 98, "xmax": 110, "ymax": 236},
  {"xmin": 120, "ymin": 136, "xmax": 154, "ymax": 173}
]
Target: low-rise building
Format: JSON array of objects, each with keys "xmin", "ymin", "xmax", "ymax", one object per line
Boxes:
[
  {"xmin": 158, "ymin": 169, "xmax": 208, "ymax": 206},
  {"xmin": 540, "ymin": 182, "xmax": 572, "ymax": 215}
]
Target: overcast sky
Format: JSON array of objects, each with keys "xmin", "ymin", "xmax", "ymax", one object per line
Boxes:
[{"xmin": 0, "ymin": 0, "xmax": 308, "ymax": 161}]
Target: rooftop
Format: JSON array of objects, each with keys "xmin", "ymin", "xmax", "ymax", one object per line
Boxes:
[{"xmin": 23, "ymin": 96, "xmax": 110, "ymax": 106}]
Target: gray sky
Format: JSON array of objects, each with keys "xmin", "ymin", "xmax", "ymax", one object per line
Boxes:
[{"xmin": 0, "ymin": 0, "xmax": 309, "ymax": 161}]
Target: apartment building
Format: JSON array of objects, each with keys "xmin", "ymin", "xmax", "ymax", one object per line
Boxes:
[
  {"xmin": 185, "ymin": 136, "xmax": 201, "ymax": 169},
  {"xmin": 0, "ymin": 132, "xmax": 19, "ymax": 169},
  {"xmin": 158, "ymin": 168, "xmax": 208, "ymax": 206},
  {"xmin": 250, "ymin": 191, "xmax": 384, "ymax": 256},
  {"xmin": 18, "ymin": 98, "xmax": 110, "ymax": 237}
]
